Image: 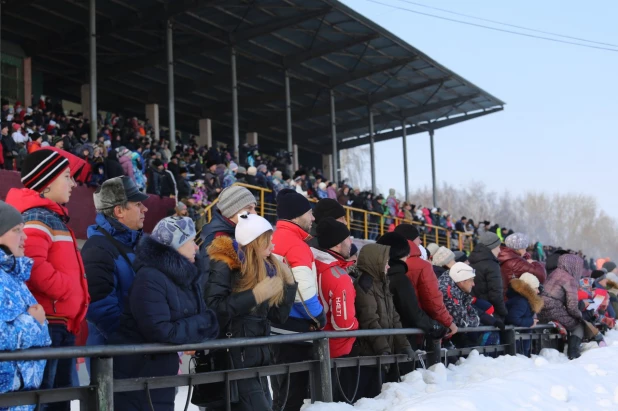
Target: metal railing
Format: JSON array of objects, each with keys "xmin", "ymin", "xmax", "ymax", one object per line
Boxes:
[
  {"xmin": 196, "ymin": 183, "xmax": 474, "ymax": 252},
  {"xmin": 0, "ymin": 325, "xmax": 560, "ymax": 410}
]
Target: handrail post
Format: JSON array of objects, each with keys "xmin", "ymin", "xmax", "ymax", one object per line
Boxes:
[
  {"xmin": 311, "ymin": 338, "xmax": 333, "ymax": 403},
  {"xmin": 446, "ymin": 232, "xmax": 451, "ymax": 249},
  {"xmin": 364, "ymin": 211, "xmax": 368, "ymax": 240},
  {"xmin": 501, "ymin": 328, "xmax": 517, "ymax": 356},
  {"xmin": 427, "ymin": 338, "xmax": 441, "ymax": 366},
  {"xmin": 260, "ymin": 189, "xmax": 265, "ymax": 217},
  {"xmin": 458, "ymin": 235, "xmax": 463, "ymax": 251},
  {"xmin": 346, "ymin": 208, "xmax": 351, "ymax": 230},
  {"xmin": 91, "ymin": 356, "xmax": 114, "ymax": 410}
]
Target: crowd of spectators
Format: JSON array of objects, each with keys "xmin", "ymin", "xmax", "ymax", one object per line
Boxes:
[{"xmin": 0, "ymin": 96, "xmax": 616, "ymax": 410}]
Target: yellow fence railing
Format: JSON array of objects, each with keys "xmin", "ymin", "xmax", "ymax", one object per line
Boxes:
[{"xmin": 195, "ymin": 183, "xmax": 474, "ymax": 252}]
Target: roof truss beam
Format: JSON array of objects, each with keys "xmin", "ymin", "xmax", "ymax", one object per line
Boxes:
[
  {"xmin": 151, "ymin": 32, "xmax": 380, "ymax": 102},
  {"xmin": 237, "ymin": 55, "xmax": 418, "ymax": 108},
  {"xmin": 295, "ymin": 93, "xmax": 479, "ymax": 140},
  {"xmin": 28, "ymin": 0, "xmax": 219, "ymax": 57},
  {"xmin": 337, "ymin": 107, "xmax": 503, "ymax": 150},
  {"xmin": 95, "ymin": 6, "xmax": 331, "ymax": 80},
  {"xmin": 249, "ymin": 77, "xmax": 448, "ymax": 130}
]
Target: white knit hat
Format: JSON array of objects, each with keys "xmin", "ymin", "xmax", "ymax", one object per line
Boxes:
[
  {"xmin": 449, "ymin": 262, "xmax": 475, "ymax": 283},
  {"xmin": 235, "ymin": 213, "xmax": 273, "ymax": 246},
  {"xmin": 519, "ymin": 273, "xmax": 540, "ymax": 290},
  {"xmin": 433, "ymin": 246, "xmax": 455, "ymax": 267}
]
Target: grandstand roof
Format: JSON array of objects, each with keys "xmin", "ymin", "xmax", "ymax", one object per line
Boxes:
[{"xmin": 2, "ymin": 0, "xmax": 504, "ymax": 154}]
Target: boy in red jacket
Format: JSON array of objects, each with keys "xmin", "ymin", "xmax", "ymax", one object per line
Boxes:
[{"xmin": 6, "ymin": 149, "xmax": 90, "ymax": 411}]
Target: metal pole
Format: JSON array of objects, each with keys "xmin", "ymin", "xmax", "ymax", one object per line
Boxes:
[
  {"xmin": 429, "ymin": 129, "xmax": 437, "ymax": 207},
  {"xmin": 89, "ymin": 0, "xmax": 97, "ymax": 141},
  {"xmin": 231, "ymin": 47, "xmax": 239, "ymax": 160},
  {"xmin": 402, "ymin": 121, "xmax": 409, "ymax": 201},
  {"xmin": 167, "ymin": 20, "xmax": 176, "ymax": 150},
  {"xmin": 330, "ymin": 89, "xmax": 338, "ymax": 183},
  {"xmin": 427, "ymin": 338, "xmax": 441, "ymax": 366},
  {"xmin": 285, "ymin": 70, "xmax": 293, "ymax": 175},
  {"xmin": 91, "ymin": 357, "xmax": 113, "ymax": 410},
  {"xmin": 368, "ymin": 108, "xmax": 376, "ymax": 194},
  {"xmin": 311, "ymin": 338, "xmax": 333, "ymax": 402}
]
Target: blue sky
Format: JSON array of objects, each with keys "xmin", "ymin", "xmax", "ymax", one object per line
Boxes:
[{"xmin": 339, "ymin": 0, "xmax": 618, "ymax": 217}]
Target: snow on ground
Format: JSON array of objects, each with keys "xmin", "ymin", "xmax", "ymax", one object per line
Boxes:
[
  {"xmin": 68, "ymin": 330, "xmax": 618, "ymax": 410},
  {"xmin": 303, "ymin": 329, "xmax": 618, "ymax": 411}
]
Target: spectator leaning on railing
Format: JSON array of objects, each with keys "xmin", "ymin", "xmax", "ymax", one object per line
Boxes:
[
  {"xmin": 0, "ymin": 200, "xmax": 52, "ymax": 408},
  {"xmin": 271, "ymin": 188, "xmax": 325, "ymax": 411},
  {"xmin": 110, "ymin": 216, "xmax": 219, "ymax": 411},
  {"xmin": 197, "ymin": 213, "xmax": 297, "ymax": 410},
  {"xmin": 82, "ymin": 177, "xmax": 148, "ymax": 349}
]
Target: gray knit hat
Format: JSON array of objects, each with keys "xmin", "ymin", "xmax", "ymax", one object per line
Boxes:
[
  {"xmin": 433, "ymin": 246, "xmax": 455, "ymax": 267},
  {"xmin": 151, "ymin": 216, "xmax": 196, "ymax": 250},
  {"xmin": 217, "ymin": 186, "xmax": 257, "ymax": 218},
  {"xmin": 478, "ymin": 232, "xmax": 501, "ymax": 250},
  {"xmin": 0, "ymin": 200, "xmax": 23, "ymax": 237},
  {"xmin": 505, "ymin": 232, "xmax": 529, "ymax": 250}
]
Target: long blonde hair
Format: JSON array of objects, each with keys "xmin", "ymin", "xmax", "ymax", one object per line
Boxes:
[{"xmin": 235, "ymin": 230, "xmax": 285, "ymax": 306}]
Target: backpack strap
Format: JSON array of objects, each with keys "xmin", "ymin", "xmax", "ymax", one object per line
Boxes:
[{"xmin": 96, "ymin": 226, "xmax": 133, "ymax": 268}]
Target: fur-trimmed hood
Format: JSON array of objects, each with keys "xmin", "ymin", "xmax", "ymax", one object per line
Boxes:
[
  {"xmin": 606, "ymin": 279, "xmax": 618, "ymax": 291},
  {"xmin": 509, "ymin": 278, "xmax": 544, "ymax": 313},
  {"xmin": 207, "ymin": 236, "xmax": 241, "ymax": 271},
  {"xmin": 135, "ymin": 235, "xmax": 198, "ymax": 286}
]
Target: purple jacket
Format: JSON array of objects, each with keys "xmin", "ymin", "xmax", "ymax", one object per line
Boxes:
[
  {"xmin": 538, "ymin": 254, "xmax": 583, "ymax": 330},
  {"xmin": 119, "ymin": 154, "xmax": 135, "ymax": 182}
]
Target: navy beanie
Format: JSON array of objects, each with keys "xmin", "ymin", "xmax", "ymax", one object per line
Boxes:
[
  {"xmin": 313, "ymin": 198, "xmax": 345, "ymax": 224},
  {"xmin": 276, "ymin": 188, "xmax": 312, "ymax": 220}
]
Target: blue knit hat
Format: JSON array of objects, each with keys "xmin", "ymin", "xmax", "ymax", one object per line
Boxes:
[{"xmin": 151, "ymin": 216, "xmax": 196, "ymax": 250}]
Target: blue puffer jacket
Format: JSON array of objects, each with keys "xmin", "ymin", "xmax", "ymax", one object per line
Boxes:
[
  {"xmin": 505, "ymin": 279, "xmax": 544, "ymax": 327},
  {"xmin": 82, "ymin": 214, "xmax": 142, "ymax": 343},
  {"xmin": 110, "ymin": 235, "xmax": 219, "ymax": 411},
  {"xmin": 0, "ymin": 248, "xmax": 52, "ymax": 410}
]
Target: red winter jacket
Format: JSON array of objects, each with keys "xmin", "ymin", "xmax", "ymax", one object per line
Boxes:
[
  {"xmin": 313, "ymin": 248, "xmax": 358, "ymax": 358},
  {"xmin": 272, "ymin": 221, "xmax": 325, "ymax": 332},
  {"xmin": 5, "ymin": 188, "xmax": 90, "ymax": 334},
  {"xmin": 404, "ymin": 241, "xmax": 453, "ymax": 327},
  {"xmin": 498, "ymin": 245, "xmax": 547, "ymax": 295}
]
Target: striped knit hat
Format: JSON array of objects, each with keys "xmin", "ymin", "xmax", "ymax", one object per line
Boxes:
[{"xmin": 21, "ymin": 149, "xmax": 70, "ymax": 191}]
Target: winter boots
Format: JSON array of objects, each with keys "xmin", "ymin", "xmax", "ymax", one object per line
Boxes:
[{"xmin": 567, "ymin": 335, "xmax": 582, "ymax": 360}]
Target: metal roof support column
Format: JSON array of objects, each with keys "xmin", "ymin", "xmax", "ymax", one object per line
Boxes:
[
  {"xmin": 402, "ymin": 120, "xmax": 409, "ymax": 202},
  {"xmin": 231, "ymin": 47, "xmax": 239, "ymax": 160},
  {"xmin": 429, "ymin": 129, "xmax": 437, "ymax": 207},
  {"xmin": 330, "ymin": 90, "xmax": 338, "ymax": 183},
  {"xmin": 368, "ymin": 107, "xmax": 376, "ymax": 194},
  {"xmin": 88, "ymin": 0, "xmax": 97, "ymax": 141},
  {"xmin": 285, "ymin": 70, "xmax": 293, "ymax": 175},
  {"xmin": 167, "ymin": 20, "xmax": 176, "ymax": 150}
]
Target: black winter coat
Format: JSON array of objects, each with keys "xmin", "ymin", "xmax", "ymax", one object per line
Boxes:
[
  {"xmin": 469, "ymin": 244, "xmax": 508, "ymax": 318},
  {"xmin": 200, "ymin": 236, "xmax": 297, "ymax": 411},
  {"xmin": 387, "ymin": 260, "xmax": 447, "ymax": 338},
  {"xmin": 110, "ymin": 236, "xmax": 219, "ymax": 411},
  {"xmin": 105, "ymin": 150, "xmax": 125, "ymax": 180}
]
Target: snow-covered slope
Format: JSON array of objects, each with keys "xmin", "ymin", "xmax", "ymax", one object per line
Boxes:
[{"xmin": 303, "ymin": 329, "xmax": 618, "ymax": 411}]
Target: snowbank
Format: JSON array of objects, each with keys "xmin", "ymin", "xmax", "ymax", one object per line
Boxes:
[{"xmin": 303, "ymin": 329, "xmax": 618, "ymax": 411}]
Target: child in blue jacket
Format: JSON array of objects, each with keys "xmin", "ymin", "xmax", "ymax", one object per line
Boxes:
[{"xmin": 0, "ymin": 201, "xmax": 52, "ymax": 410}]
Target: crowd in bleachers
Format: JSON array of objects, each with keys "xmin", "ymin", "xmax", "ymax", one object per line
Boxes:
[{"xmin": 0, "ymin": 96, "xmax": 616, "ymax": 410}]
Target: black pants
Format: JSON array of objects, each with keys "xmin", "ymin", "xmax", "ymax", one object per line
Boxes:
[
  {"xmin": 271, "ymin": 343, "xmax": 313, "ymax": 411},
  {"xmin": 41, "ymin": 324, "xmax": 76, "ymax": 411}
]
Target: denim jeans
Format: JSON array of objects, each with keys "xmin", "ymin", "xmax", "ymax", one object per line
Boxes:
[{"xmin": 40, "ymin": 324, "xmax": 76, "ymax": 411}]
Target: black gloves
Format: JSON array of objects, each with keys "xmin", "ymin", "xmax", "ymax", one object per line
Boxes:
[{"xmin": 493, "ymin": 318, "xmax": 506, "ymax": 331}]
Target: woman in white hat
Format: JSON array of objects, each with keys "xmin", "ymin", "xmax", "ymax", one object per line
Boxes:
[{"xmin": 195, "ymin": 213, "xmax": 297, "ymax": 410}]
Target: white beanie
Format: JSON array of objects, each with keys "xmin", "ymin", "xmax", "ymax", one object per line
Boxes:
[
  {"xmin": 449, "ymin": 262, "xmax": 475, "ymax": 283},
  {"xmin": 235, "ymin": 213, "xmax": 273, "ymax": 246},
  {"xmin": 519, "ymin": 273, "xmax": 540, "ymax": 290}
]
